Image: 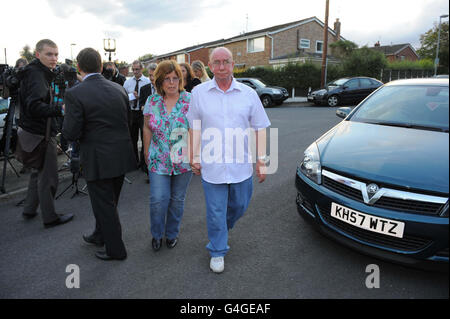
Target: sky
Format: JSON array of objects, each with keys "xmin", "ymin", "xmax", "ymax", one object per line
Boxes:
[{"xmin": 1, "ymin": 0, "xmax": 449, "ymax": 65}]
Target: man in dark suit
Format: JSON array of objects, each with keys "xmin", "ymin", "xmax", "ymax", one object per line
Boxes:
[
  {"xmin": 138, "ymin": 63, "xmax": 157, "ymax": 179},
  {"xmin": 62, "ymin": 48, "xmax": 136, "ymax": 261}
]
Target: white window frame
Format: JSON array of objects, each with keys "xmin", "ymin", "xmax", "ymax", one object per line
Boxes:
[
  {"xmin": 316, "ymin": 40, "xmax": 324, "ymax": 53},
  {"xmin": 176, "ymin": 54, "xmax": 185, "ymax": 63},
  {"xmin": 247, "ymin": 37, "xmax": 265, "ymax": 53},
  {"xmin": 299, "ymin": 38, "xmax": 310, "ymax": 49}
]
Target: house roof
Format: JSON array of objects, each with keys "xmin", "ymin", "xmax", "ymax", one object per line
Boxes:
[
  {"xmin": 147, "ymin": 16, "xmax": 345, "ymax": 61},
  {"xmin": 369, "ymin": 43, "xmax": 419, "ymax": 58},
  {"xmin": 213, "ymin": 16, "xmax": 345, "ymax": 47},
  {"xmin": 143, "ymin": 38, "xmax": 225, "ymax": 62}
]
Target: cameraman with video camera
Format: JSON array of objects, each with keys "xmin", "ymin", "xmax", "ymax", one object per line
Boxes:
[
  {"xmin": 102, "ymin": 62, "xmax": 126, "ymax": 86},
  {"xmin": 17, "ymin": 39, "xmax": 73, "ymax": 227}
]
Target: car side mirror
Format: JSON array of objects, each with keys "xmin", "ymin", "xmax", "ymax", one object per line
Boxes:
[
  {"xmin": 336, "ymin": 107, "xmax": 352, "ymax": 119},
  {"xmin": 342, "ymin": 85, "xmax": 348, "ymax": 90}
]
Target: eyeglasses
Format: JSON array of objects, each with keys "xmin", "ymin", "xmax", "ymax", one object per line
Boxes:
[
  {"xmin": 132, "ymin": 68, "xmax": 141, "ymax": 71},
  {"xmin": 212, "ymin": 60, "xmax": 232, "ymax": 67},
  {"xmin": 163, "ymin": 77, "xmax": 180, "ymax": 83}
]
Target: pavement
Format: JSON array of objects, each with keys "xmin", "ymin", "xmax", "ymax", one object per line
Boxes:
[{"xmin": 285, "ymin": 96, "xmax": 308, "ymax": 103}]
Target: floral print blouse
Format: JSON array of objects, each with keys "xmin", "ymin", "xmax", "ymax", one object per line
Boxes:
[{"xmin": 143, "ymin": 91, "xmax": 191, "ymax": 175}]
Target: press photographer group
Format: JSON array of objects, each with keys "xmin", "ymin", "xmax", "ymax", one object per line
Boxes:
[{"xmin": 0, "ymin": 54, "xmax": 79, "ymax": 194}]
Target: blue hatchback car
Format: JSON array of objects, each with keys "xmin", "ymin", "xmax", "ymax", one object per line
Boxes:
[{"xmin": 296, "ymin": 78, "xmax": 449, "ymax": 268}]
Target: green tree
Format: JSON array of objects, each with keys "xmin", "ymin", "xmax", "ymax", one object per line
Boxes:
[
  {"xmin": 417, "ymin": 22, "xmax": 449, "ymax": 73},
  {"xmin": 138, "ymin": 53, "xmax": 154, "ymax": 62},
  {"xmin": 114, "ymin": 60, "xmax": 129, "ymax": 68},
  {"xmin": 20, "ymin": 45, "xmax": 35, "ymax": 63},
  {"xmin": 342, "ymin": 47, "xmax": 387, "ymax": 78},
  {"xmin": 330, "ymin": 40, "xmax": 358, "ymax": 59}
]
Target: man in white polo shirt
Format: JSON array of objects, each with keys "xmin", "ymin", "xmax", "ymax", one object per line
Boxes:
[{"xmin": 187, "ymin": 47, "xmax": 271, "ymax": 273}]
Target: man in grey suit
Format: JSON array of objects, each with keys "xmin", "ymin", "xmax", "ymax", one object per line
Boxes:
[{"xmin": 63, "ymin": 48, "xmax": 136, "ymax": 261}]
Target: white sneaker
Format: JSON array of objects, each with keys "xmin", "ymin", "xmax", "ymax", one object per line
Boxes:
[{"xmin": 210, "ymin": 257, "xmax": 224, "ymax": 273}]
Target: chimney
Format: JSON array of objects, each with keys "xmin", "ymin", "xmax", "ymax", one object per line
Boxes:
[
  {"xmin": 374, "ymin": 41, "xmax": 380, "ymax": 47},
  {"xmin": 333, "ymin": 18, "xmax": 341, "ymax": 40}
]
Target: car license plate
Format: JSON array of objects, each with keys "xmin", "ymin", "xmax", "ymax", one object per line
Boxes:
[{"xmin": 330, "ymin": 203, "xmax": 405, "ymax": 238}]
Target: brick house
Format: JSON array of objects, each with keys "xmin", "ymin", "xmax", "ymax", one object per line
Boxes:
[
  {"xmin": 369, "ymin": 42, "xmax": 419, "ymax": 62},
  {"xmin": 144, "ymin": 16, "xmax": 344, "ymax": 69},
  {"xmin": 212, "ymin": 16, "xmax": 344, "ymax": 69}
]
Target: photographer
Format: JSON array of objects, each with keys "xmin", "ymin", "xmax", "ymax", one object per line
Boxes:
[
  {"xmin": 18, "ymin": 39, "xmax": 74, "ymax": 227},
  {"xmin": 102, "ymin": 62, "xmax": 126, "ymax": 86},
  {"xmin": 0, "ymin": 58, "xmax": 27, "ymax": 156}
]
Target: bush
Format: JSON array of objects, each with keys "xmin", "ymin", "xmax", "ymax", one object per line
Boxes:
[
  {"xmin": 217, "ymin": 45, "xmax": 429, "ymax": 94},
  {"xmin": 233, "ymin": 63, "xmax": 322, "ymax": 92},
  {"xmin": 387, "ymin": 58, "xmax": 434, "ymax": 70},
  {"xmin": 342, "ymin": 47, "xmax": 388, "ymax": 78}
]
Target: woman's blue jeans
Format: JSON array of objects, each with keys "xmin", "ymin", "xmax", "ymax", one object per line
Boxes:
[{"xmin": 149, "ymin": 171, "xmax": 193, "ymax": 240}]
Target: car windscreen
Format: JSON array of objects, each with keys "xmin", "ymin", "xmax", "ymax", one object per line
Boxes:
[
  {"xmin": 350, "ymin": 85, "xmax": 449, "ymax": 132},
  {"xmin": 328, "ymin": 78, "xmax": 348, "ymax": 86},
  {"xmin": 252, "ymin": 79, "xmax": 267, "ymax": 88}
]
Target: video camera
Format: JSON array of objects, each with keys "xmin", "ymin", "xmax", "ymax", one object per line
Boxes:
[
  {"xmin": 0, "ymin": 64, "xmax": 23, "ymax": 99},
  {"xmin": 102, "ymin": 67, "xmax": 115, "ymax": 81},
  {"xmin": 53, "ymin": 59, "xmax": 78, "ymax": 91}
]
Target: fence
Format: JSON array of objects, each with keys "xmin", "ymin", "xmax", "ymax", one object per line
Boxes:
[{"xmin": 380, "ymin": 69, "xmax": 434, "ymax": 83}]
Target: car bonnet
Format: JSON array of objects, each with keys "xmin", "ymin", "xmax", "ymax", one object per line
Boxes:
[{"xmin": 316, "ymin": 121, "xmax": 449, "ymax": 195}]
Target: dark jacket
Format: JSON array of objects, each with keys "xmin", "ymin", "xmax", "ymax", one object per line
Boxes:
[
  {"xmin": 139, "ymin": 83, "xmax": 154, "ymax": 107},
  {"xmin": 62, "ymin": 74, "xmax": 137, "ymax": 182},
  {"xmin": 184, "ymin": 78, "xmax": 201, "ymax": 93},
  {"xmin": 112, "ymin": 70, "xmax": 126, "ymax": 86},
  {"xmin": 18, "ymin": 59, "xmax": 62, "ymax": 136}
]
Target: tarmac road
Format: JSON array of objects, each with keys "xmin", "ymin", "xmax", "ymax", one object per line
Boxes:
[{"xmin": 0, "ymin": 103, "xmax": 448, "ymax": 299}]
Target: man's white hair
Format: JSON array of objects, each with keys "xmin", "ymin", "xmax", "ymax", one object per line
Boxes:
[{"xmin": 209, "ymin": 47, "xmax": 233, "ymax": 62}]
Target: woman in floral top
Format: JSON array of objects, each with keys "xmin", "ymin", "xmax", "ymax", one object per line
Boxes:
[{"xmin": 142, "ymin": 60, "xmax": 192, "ymax": 252}]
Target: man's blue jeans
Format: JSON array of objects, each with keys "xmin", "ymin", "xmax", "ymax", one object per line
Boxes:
[
  {"xmin": 201, "ymin": 176, "xmax": 253, "ymax": 257},
  {"xmin": 149, "ymin": 171, "xmax": 193, "ymax": 240}
]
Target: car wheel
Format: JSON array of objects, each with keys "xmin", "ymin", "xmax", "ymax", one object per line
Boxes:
[
  {"xmin": 327, "ymin": 95, "xmax": 339, "ymax": 107},
  {"xmin": 261, "ymin": 95, "xmax": 273, "ymax": 107}
]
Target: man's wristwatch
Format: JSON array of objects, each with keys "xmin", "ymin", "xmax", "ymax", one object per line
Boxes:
[{"xmin": 257, "ymin": 155, "xmax": 269, "ymax": 165}]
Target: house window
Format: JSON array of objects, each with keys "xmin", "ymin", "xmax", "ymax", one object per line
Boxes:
[
  {"xmin": 299, "ymin": 39, "xmax": 310, "ymax": 49},
  {"xmin": 316, "ymin": 41, "xmax": 323, "ymax": 53},
  {"xmin": 176, "ymin": 54, "xmax": 185, "ymax": 63},
  {"xmin": 247, "ymin": 37, "xmax": 265, "ymax": 53}
]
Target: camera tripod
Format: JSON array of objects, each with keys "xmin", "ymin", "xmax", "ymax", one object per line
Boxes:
[
  {"xmin": 56, "ymin": 169, "xmax": 88, "ymax": 199},
  {"xmin": 1, "ymin": 95, "xmax": 20, "ymax": 194}
]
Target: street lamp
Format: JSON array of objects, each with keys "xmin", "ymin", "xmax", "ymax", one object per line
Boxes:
[
  {"xmin": 434, "ymin": 14, "xmax": 449, "ymax": 76},
  {"xmin": 70, "ymin": 43, "xmax": 76, "ymax": 61},
  {"xmin": 103, "ymin": 38, "xmax": 116, "ymax": 62}
]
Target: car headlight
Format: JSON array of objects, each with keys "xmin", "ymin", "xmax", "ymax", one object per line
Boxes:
[
  {"xmin": 315, "ymin": 89, "xmax": 327, "ymax": 97},
  {"xmin": 271, "ymin": 88, "xmax": 282, "ymax": 94},
  {"xmin": 300, "ymin": 142, "xmax": 322, "ymax": 184}
]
